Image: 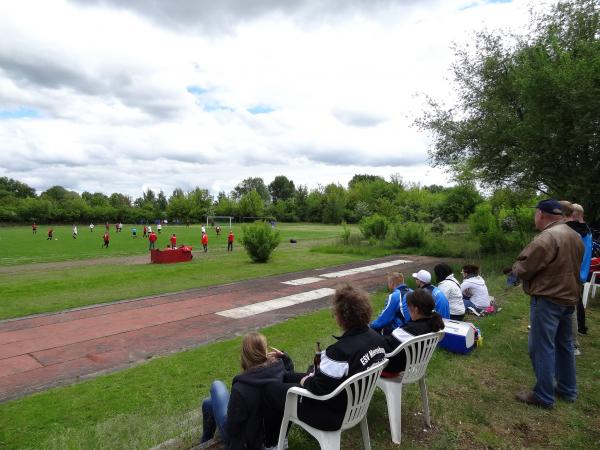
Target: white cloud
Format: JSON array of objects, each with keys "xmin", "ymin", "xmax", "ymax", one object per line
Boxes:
[{"xmin": 0, "ymin": 0, "xmax": 552, "ymax": 197}]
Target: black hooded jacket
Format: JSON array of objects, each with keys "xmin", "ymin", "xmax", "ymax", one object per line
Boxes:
[
  {"xmin": 226, "ymin": 355, "xmax": 294, "ymax": 450},
  {"xmin": 566, "ymin": 220, "xmax": 591, "ymax": 239}
]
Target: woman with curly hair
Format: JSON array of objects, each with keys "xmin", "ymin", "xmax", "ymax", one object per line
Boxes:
[{"xmin": 265, "ymin": 283, "xmax": 386, "ymax": 432}]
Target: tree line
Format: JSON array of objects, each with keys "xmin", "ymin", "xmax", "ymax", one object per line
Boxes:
[{"xmin": 0, "ymin": 175, "xmax": 483, "ymax": 225}]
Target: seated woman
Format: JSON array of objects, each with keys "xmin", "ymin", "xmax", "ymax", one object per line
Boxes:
[
  {"xmin": 200, "ymin": 332, "xmax": 293, "ymax": 450},
  {"xmin": 460, "ymin": 264, "xmax": 490, "ymax": 313},
  {"xmin": 265, "ymin": 283, "xmax": 387, "ymax": 432},
  {"xmin": 383, "ymin": 289, "xmax": 445, "ymax": 376},
  {"xmin": 434, "ymin": 263, "xmax": 465, "ymax": 321}
]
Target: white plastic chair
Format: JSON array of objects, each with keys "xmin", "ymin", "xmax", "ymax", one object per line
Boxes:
[
  {"xmin": 376, "ymin": 331, "xmax": 444, "ymax": 445},
  {"xmin": 276, "ymin": 358, "xmax": 388, "ymax": 450},
  {"xmin": 582, "ymin": 271, "xmax": 600, "ymax": 308}
]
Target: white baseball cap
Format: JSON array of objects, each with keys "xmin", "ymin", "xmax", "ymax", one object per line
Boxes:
[{"xmin": 412, "ymin": 269, "xmax": 431, "ymax": 284}]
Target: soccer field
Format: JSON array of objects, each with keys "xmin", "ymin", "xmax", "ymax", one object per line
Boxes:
[{"xmin": 0, "ymin": 223, "xmax": 371, "ymax": 320}]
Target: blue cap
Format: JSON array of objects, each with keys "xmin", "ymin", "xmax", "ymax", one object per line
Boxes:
[{"xmin": 534, "ymin": 199, "xmax": 563, "ymax": 216}]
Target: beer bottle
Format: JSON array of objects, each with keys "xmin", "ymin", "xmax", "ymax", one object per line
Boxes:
[{"xmin": 313, "ymin": 342, "xmax": 322, "ymax": 372}]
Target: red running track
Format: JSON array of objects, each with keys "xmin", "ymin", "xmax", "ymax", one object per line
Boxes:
[{"xmin": 0, "ymin": 255, "xmax": 438, "ymax": 402}]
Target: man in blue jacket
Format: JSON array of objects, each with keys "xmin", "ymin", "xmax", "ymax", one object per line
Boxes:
[
  {"xmin": 412, "ymin": 269, "xmax": 451, "ymax": 319},
  {"xmin": 370, "ymin": 272, "xmax": 412, "ymax": 334}
]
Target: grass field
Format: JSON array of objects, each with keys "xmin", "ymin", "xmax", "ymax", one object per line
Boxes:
[
  {"xmin": 1, "ymin": 272, "xmax": 599, "ymax": 449},
  {"xmin": 0, "ymin": 223, "xmax": 368, "ymax": 320}
]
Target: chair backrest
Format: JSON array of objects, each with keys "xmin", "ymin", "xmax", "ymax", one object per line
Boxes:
[
  {"xmin": 386, "ymin": 331, "xmax": 444, "ymax": 384},
  {"xmin": 340, "ymin": 359, "xmax": 388, "ymax": 430}
]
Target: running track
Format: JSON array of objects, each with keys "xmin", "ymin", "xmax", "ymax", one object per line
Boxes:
[{"xmin": 0, "ymin": 255, "xmax": 440, "ymax": 402}]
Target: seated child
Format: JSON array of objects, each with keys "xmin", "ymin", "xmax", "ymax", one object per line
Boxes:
[
  {"xmin": 460, "ymin": 264, "xmax": 490, "ymax": 313},
  {"xmin": 200, "ymin": 332, "xmax": 293, "ymax": 449},
  {"xmin": 383, "ymin": 289, "xmax": 445, "ymax": 377}
]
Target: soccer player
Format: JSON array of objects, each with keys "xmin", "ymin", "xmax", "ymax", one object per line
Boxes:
[
  {"xmin": 227, "ymin": 230, "xmax": 234, "ymax": 252},
  {"xmin": 103, "ymin": 231, "xmax": 110, "ymax": 248},
  {"xmin": 170, "ymin": 233, "xmax": 177, "ymax": 249},
  {"xmin": 202, "ymin": 232, "xmax": 208, "ymax": 252}
]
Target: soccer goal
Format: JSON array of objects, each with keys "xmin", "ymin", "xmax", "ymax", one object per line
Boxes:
[{"xmin": 206, "ymin": 215, "xmax": 234, "ymax": 229}]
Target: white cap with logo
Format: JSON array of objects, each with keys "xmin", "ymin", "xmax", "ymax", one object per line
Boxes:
[{"xmin": 412, "ymin": 269, "xmax": 431, "ymax": 284}]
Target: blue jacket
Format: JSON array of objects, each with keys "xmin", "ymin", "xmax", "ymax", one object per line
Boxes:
[
  {"xmin": 370, "ymin": 284, "xmax": 412, "ymax": 331},
  {"xmin": 423, "ymin": 284, "xmax": 451, "ymax": 319},
  {"xmin": 581, "ymin": 232, "xmax": 593, "ymax": 282}
]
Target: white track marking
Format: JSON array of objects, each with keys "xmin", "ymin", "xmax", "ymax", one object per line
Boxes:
[
  {"xmin": 282, "ymin": 277, "xmax": 324, "ymax": 286},
  {"xmin": 320, "ymin": 259, "xmax": 413, "ymax": 278},
  {"xmin": 217, "ymin": 288, "xmax": 335, "ymax": 319}
]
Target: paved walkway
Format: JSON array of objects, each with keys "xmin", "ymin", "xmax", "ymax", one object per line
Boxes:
[{"xmin": 0, "ymin": 254, "xmax": 439, "ymax": 402}]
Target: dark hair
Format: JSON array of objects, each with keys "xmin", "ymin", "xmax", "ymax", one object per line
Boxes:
[
  {"xmin": 462, "ymin": 264, "xmax": 480, "ymax": 276},
  {"xmin": 433, "ymin": 263, "xmax": 453, "ymax": 284},
  {"xmin": 406, "ymin": 289, "xmax": 444, "ymax": 331},
  {"xmin": 332, "ymin": 283, "xmax": 372, "ymax": 331}
]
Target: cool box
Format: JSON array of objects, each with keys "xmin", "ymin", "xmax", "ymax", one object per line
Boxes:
[{"xmin": 439, "ymin": 319, "xmax": 475, "ymax": 354}]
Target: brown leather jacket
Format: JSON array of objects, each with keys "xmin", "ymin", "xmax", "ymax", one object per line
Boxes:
[{"xmin": 513, "ymin": 221, "xmax": 584, "ymax": 306}]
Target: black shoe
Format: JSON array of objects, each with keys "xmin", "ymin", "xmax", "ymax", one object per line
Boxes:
[{"xmin": 515, "ymin": 391, "xmax": 553, "ymax": 409}]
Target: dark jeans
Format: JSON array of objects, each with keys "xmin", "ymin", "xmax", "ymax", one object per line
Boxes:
[
  {"xmin": 529, "ymin": 296, "xmax": 577, "ymax": 406},
  {"xmin": 576, "ymin": 298, "xmax": 587, "ymax": 333},
  {"xmin": 201, "ymin": 380, "xmax": 230, "ymax": 443},
  {"xmin": 227, "ymin": 242, "xmax": 233, "ymax": 251}
]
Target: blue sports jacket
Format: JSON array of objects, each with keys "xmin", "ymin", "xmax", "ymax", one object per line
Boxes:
[{"xmin": 370, "ymin": 284, "xmax": 412, "ymax": 331}]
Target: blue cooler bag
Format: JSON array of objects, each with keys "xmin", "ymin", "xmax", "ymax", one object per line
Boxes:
[{"xmin": 439, "ymin": 319, "xmax": 476, "ymax": 354}]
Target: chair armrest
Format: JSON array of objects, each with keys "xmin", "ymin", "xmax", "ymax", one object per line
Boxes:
[{"xmin": 288, "ymin": 359, "xmax": 388, "ymax": 401}]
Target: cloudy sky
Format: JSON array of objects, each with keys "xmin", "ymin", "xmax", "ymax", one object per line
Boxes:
[{"xmin": 0, "ymin": 0, "xmax": 547, "ymax": 198}]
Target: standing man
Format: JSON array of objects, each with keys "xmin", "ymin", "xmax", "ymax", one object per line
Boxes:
[
  {"xmin": 512, "ymin": 199, "xmax": 583, "ymax": 408},
  {"xmin": 148, "ymin": 230, "xmax": 157, "ymax": 250},
  {"xmin": 157, "ymin": 222, "xmax": 162, "ymax": 234},
  {"xmin": 72, "ymin": 224, "xmax": 78, "ymax": 239},
  {"xmin": 559, "ymin": 201, "xmax": 593, "ymax": 354},
  {"xmin": 411, "ymin": 269, "xmax": 450, "ymax": 319},
  {"xmin": 170, "ymin": 233, "xmax": 177, "ymax": 249},
  {"xmin": 201, "ymin": 232, "xmax": 208, "ymax": 252},
  {"xmin": 227, "ymin": 230, "xmax": 234, "ymax": 252},
  {"xmin": 47, "ymin": 228, "xmax": 54, "ymax": 240},
  {"xmin": 32, "ymin": 222, "xmax": 37, "ymax": 234},
  {"xmin": 89, "ymin": 223, "xmax": 94, "ymax": 232},
  {"xmin": 143, "ymin": 225, "xmax": 147, "ymax": 238},
  {"xmin": 103, "ymin": 230, "xmax": 110, "ymax": 248}
]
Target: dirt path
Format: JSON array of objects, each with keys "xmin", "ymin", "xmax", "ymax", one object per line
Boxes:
[{"xmin": 0, "ymin": 254, "xmax": 442, "ymax": 402}]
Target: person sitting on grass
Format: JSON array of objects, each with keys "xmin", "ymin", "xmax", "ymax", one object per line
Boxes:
[
  {"xmin": 412, "ymin": 269, "xmax": 450, "ymax": 319},
  {"xmin": 264, "ymin": 283, "xmax": 386, "ymax": 433},
  {"xmin": 382, "ymin": 288, "xmax": 445, "ymax": 377},
  {"xmin": 200, "ymin": 332, "xmax": 294, "ymax": 450},
  {"xmin": 371, "ymin": 272, "xmax": 412, "ymax": 334},
  {"xmin": 460, "ymin": 264, "xmax": 490, "ymax": 314},
  {"xmin": 434, "ymin": 263, "xmax": 465, "ymax": 321}
]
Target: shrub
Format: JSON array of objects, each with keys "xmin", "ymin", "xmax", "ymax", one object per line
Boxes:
[
  {"xmin": 240, "ymin": 221, "xmax": 281, "ymax": 263},
  {"xmin": 430, "ymin": 217, "xmax": 446, "ymax": 234},
  {"xmin": 390, "ymin": 221, "xmax": 426, "ymax": 248},
  {"xmin": 359, "ymin": 214, "xmax": 389, "ymax": 240},
  {"xmin": 340, "ymin": 221, "xmax": 351, "ymax": 244}
]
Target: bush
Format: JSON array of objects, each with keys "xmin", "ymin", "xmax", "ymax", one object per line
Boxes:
[
  {"xmin": 430, "ymin": 217, "xmax": 446, "ymax": 234},
  {"xmin": 390, "ymin": 221, "xmax": 426, "ymax": 248},
  {"xmin": 340, "ymin": 221, "xmax": 351, "ymax": 244},
  {"xmin": 359, "ymin": 214, "xmax": 389, "ymax": 240},
  {"xmin": 240, "ymin": 221, "xmax": 281, "ymax": 263}
]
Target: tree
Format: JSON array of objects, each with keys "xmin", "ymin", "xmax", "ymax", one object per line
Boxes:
[
  {"xmin": 238, "ymin": 190, "xmax": 264, "ymax": 218},
  {"xmin": 419, "ymin": 0, "xmax": 600, "ymax": 221},
  {"xmin": 0, "ymin": 177, "xmax": 36, "ymax": 198},
  {"xmin": 322, "ymin": 184, "xmax": 347, "ymax": 224},
  {"xmin": 233, "ymin": 177, "xmax": 270, "ymax": 203},
  {"xmin": 268, "ymin": 175, "xmax": 295, "ymax": 203}
]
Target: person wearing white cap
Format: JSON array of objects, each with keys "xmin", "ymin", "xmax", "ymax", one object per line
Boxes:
[{"xmin": 411, "ymin": 269, "xmax": 450, "ymax": 319}]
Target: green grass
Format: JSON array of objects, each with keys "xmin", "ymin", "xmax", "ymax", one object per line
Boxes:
[
  {"xmin": 1, "ymin": 272, "xmax": 599, "ymax": 449},
  {"xmin": 0, "ymin": 223, "xmax": 343, "ymax": 266},
  {"xmin": 0, "ymin": 223, "xmax": 365, "ymax": 320}
]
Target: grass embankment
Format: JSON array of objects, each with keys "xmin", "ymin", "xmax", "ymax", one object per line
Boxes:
[
  {"xmin": 0, "ymin": 224, "xmax": 365, "ymax": 320},
  {"xmin": 1, "ymin": 271, "xmax": 599, "ymax": 449},
  {"xmin": 312, "ymin": 223, "xmax": 481, "ymax": 260}
]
